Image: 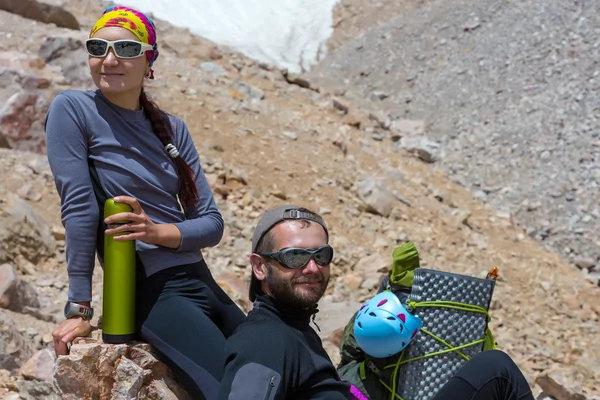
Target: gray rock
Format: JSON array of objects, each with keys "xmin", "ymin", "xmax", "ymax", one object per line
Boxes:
[
  {"xmin": 396, "ymin": 136, "xmax": 440, "ymax": 163},
  {"xmin": 0, "ymin": 186, "xmax": 56, "ymax": 265},
  {"xmin": 17, "ymin": 380, "xmax": 61, "ymax": 400},
  {"xmin": 390, "ymin": 119, "xmax": 425, "ymax": 136},
  {"xmin": 356, "ymin": 178, "xmax": 395, "ymax": 217},
  {"xmin": 574, "ymin": 257, "xmax": 596, "ymax": 271},
  {"xmin": 0, "ymin": 309, "xmax": 36, "ymax": 371},
  {"xmin": 0, "ymin": 264, "xmax": 40, "ymax": 313},
  {"xmin": 38, "ymin": 36, "xmax": 90, "ymax": 86},
  {"xmin": 200, "ymin": 62, "xmax": 229, "ymax": 76}
]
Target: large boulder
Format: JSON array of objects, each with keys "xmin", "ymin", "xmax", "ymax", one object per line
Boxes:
[
  {"xmin": 0, "ymin": 310, "xmax": 36, "ymax": 372},
  {"xmin": 0, "ymin": 0, "xmax": 80, "ymax": 30},
  {"xmin": 0, "ymin": 51, "xmax": 62, "ymax": 153},
  {"xmin": 0, "ymin": 264, "xmax": 41, "ymax": 313},
  {"xmin": 0, "ymin": 185, "xmax": 56, "ymax": 265},
  {"xmin": 53, "ymin": 335, "xmax": 192, "ymax": 400},
  {"xmin": 39, "ymin": 35, "xmax": 92, "ymax": 87},
  {"xmin": 0, "ymin": 90, "xmax": 51, "ymax": 153}
]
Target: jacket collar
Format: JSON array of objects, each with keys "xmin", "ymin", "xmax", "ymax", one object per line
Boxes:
[{"xmin": 253, "ymin": 294, "xmax": 320, "ymax": 330}]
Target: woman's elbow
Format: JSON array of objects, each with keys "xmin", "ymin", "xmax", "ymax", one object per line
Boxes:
[{"xmin": 209, "ymin": 213, "xmax": 225, "ymax": 247}]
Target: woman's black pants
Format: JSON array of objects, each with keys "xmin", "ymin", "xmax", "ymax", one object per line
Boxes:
[{"xmin": 135, "ymin": 260, "xmax": 246, "ymax": 400}]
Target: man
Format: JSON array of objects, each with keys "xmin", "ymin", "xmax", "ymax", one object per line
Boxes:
[{"xmin": 218, "ymin": 205, "xmax": 352, "ymax": 399}]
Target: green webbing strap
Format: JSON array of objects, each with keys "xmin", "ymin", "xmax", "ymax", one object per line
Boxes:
[{"xmin": 361, "ymin": 300, "xmax": 492, "ymax": 400}]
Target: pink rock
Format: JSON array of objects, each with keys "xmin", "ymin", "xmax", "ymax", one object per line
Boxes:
[
  {"xmin": 0, "ymin": 90, "xmax": 48, "ymax": 153},
  {"xmin": 19, "ymin": 348, "xmax": 56, "ymax": 381},
  {"xmin": 53, "ymin": 353, "xmax": 99, "ymax": 400},
  {"xmin": 129, "ymin": 346, "xmax": 170, "ymax": 378},
  {"xmin": 138, "ymin": 379, "xmax": 180, "ymax": 400}
]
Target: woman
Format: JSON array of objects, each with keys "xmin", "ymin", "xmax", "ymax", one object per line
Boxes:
[{"xmin": 45, "ymin": 6, "xmax": 245, "ymax": 399}]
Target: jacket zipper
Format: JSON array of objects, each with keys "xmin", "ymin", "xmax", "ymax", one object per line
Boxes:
[{"xmin": 264, "ymin": 375, "xmax": 275, "ymax": 400}]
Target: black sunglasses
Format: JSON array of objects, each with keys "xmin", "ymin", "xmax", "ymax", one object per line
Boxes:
[
  {"xmin": 85, "ymin": 38, "xmax": 154, "ymax": 59},
  {"xmin": 259, "ymin": 245, "xmax": 334, "ymax": 269}
]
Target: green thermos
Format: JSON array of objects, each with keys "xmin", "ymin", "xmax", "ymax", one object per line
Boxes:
[{"xmin": 102, "ymin": 198, "xmax": 136, "ymax": 344}]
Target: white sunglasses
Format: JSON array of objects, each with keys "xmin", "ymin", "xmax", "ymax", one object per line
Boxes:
[{"xmin": 85, "ymin": 38, "xmax": 154, "ymax": 59}]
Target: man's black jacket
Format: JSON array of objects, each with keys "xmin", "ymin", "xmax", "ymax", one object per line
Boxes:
[{"xmin": 218, "ymin": 294, "xmax": 352, "ymax": 399}]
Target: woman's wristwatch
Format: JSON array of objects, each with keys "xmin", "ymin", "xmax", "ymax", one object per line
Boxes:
[{"xmin": 64, "ymin": 301, "xmax": 94, "ymax": 321}]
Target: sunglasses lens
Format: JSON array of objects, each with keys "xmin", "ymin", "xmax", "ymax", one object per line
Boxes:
[
  {"xmin": 114, "ymin": 41, "xmax": 143, "ymax": 58},
  {"xmin": 86, "ymin": 39, "xmax": 107, "ymax": 56},
  {"xmin": 280, "ymin": 246, "xmax": 333, "ymax": 269},
  {"xmin": 313, "ymin": 246, "xmax": 333, "ymax": 266},
  {"xmin": 281, "ymin": 249, "xmax": 312, "ymax": 269}
]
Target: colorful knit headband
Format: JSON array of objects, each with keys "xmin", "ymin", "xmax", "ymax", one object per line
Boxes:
[{"xmin": 89, "ymin": 5, "xmax": 160, "ymax": 79}]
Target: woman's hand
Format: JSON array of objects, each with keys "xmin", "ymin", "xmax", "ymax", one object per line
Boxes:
[
  {"xmin": 104, "ymin": 196, "xmax": 182, "ymax": 249},
  {"xmin": 52, "ymin": 317, "xmax": 92, "ymax": 356}
]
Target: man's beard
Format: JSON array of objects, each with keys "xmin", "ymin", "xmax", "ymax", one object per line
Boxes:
[{"xmin": 265, "ymin": 264, "xmax": 329, "ymax": 309}]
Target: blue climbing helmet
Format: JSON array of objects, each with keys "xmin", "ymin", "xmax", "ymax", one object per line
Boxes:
[{"xmin": 353, "ymin": 291, "xmax": 423, "ymax": 359}]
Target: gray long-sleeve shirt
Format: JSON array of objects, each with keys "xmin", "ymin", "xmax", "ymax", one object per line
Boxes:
[{"xmin": 44, "ymin": 89, "xmax": 224, "ymax": 303}]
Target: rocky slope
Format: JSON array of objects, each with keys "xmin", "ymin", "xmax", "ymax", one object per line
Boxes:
[
  {"xmin": 307, "ymin": 0, "xmax": 600, "ymax": 279},
  {"xmin": 0, "ymin": 0, "xmax": 598, "ymax": 398}
]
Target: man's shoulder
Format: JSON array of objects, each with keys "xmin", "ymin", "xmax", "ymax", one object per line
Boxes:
[
  {"xmin": 228, "ymin": 311, "xmax": 296, "ymax": 348},
  {"xmin": 233, "ymin": 311, "xmax": 289, "ymax": 336}
]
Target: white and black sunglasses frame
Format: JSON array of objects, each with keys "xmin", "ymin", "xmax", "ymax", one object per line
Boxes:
[{"xmin": 85, "ymin": 38, "xmax": 154, "ymax": 59}]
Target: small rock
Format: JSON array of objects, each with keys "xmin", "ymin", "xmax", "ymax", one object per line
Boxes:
[
  {"xmin": 25, "ymin": 328, "xmax": 38, "ymax": 338},
  {"xmin": 271, "ymin": 189, "xmax": 287, "ymax": 200},
  {"xmin": 200, "ymin": 62, "xmax": 228, "ymax": 76},
  {"xmin": 397, "ymin": 137, "xmax": 440, "ymax": 163},
  {"xmin": 535, "ymin": 373, "xmax": 587, "ymax": 400},
  {"xmin": 342, "ymin": 113, "xmax": 362, "ymax": 128},
  {"xmin": 332, "ymin": 97, "xmax": 349, "ymax": 114},
  {"xmin": 392, "ymin": 191, "xmax": 411, "ymax": 207},
  {"xmin": 51, "ymin": 226, "xmax": 65, "ymax": 241},
  {"xmin": 354, "ymin": 253, "xmax": 388, "ymax": 275},
  {"xmin": 236, "ymin": 82, "xmax": 265, "ymax": 100},
  {"xmin": 361, "ymin": 276, "xmax": 382, "ymax": 290},
  {"xmin": 473, "ymin": 190, "xmax": 488, "ymax": 202},
  {"xmin": 369, "ymin": 112, "xmax": 391, "ymax": 130},
  {"xmin": 390, "ymin": 119, "xmax": 425, "ymax": 136},
  {"xmin": 584, "ymin": 271, "xmax": 600, "ymax": 285},
  {"xmin": 574, "ymin": 257, "xmax": 596, "ymax": 270},
  {"xmin": 318, "ymin": 207, "xmax": 332, "ymax": 215},
  {"xmin": 463, "ymin": 20, "xmax": 481, "ymax": 32},
  {"xmin": 357, "ymin": 178, "xmax": 395, "ymax": 217},
  {"xmin": 283, "ymin": 71, "xmax": 311, "ymax": 88},
  {"xmin": 282, "ymin": 131, "xmax": 298, "ymax": 140},
  {"xmin": 42, "ymin": 334, "xmax": 53, "ymax": 345},
  {"xmin": 341, "ymin": 274, "xmax": 364, "ymax": 291},
  {"xmin": 16, "ymin": 257, "xmax": 36, "ymax": 275},
  {"xmin": 369, "ymin": 91, "xmax": 389, "ymax": 101}
]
